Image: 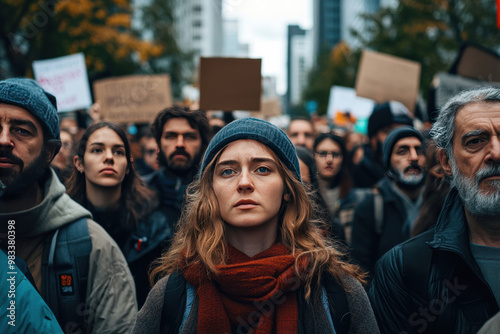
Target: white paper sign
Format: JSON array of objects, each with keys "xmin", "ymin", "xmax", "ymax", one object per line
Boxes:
[
  {"xmin": 33, "ymin": 53, "xmax": 92, "ymax": 112},
  {"xmin": 327, "ymin": 86, "xmax": 375, "ymax": 119}
]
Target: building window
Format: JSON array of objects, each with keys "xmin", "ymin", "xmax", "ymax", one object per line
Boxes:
[
  {"xmin": 193, "ymin": 35, "xmax": 201, "ymax": 40},
  {"xmin": 193, "ymin": 5, "xmax": 202, "ymax": 12},
  {"xmin": 193, "ymin": 20, "xmax": 202, "ymax": 27}
]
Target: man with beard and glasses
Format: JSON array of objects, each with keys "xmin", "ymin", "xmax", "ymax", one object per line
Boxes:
[
  {"xmin": 0, "ymin": 78, "xmax": 137, "ymax": 333},
  {"xmin": 369, "ymin": 87, "xmax": 500, "ymax": 334},
  {"xmin": 145, "ymin": 105, "xmax": 212, "ymax": 230},
  {"xmin": 350, "ymin": 126, "xmax": 427, "ymax": 276},
  {"xmin": 351, "ymin": 101, "xmax": 414, "ymax": 188}
]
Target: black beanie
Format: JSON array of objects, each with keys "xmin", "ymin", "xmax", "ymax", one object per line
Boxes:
[
  {"xmin": 382, "ymin": 126, "xmax": 425, "ymax": 171},
  {"xmin": 368, "ymin": 101, "xmax": 413, "ymax": 138}
]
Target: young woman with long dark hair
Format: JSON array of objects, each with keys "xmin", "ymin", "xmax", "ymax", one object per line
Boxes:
[{"xmin": 66, "ymin": 121, "xmax": 171, "ymax": 307}]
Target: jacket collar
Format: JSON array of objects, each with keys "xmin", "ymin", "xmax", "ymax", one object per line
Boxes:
[{"xmin": 429, "ymin": 187, "xmax": 480, "ymax": 269}]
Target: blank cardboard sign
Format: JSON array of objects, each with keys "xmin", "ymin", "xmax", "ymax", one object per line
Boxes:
[
  {"xmin": 199, "ymin": 57, "xmax": 262, "ymax": 111},
  {"xmin": 455, "ymin": 45, "xmax": 500, "ymax": 83},
  {"xmin": 93, "ymin": 75, "xmax": 172, "ymax": 124},
  {"xmin": 355, "ymin": 50, "xmax": 421, "ymax": 112}
]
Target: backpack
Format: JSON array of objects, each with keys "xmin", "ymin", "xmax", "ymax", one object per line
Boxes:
[
  {"xmin": 160, "ymin": 270, "xmax": 351, "ymax": 334},
  {"xmin": 42, "ymin": 217, "xmax": 92, "ymax": 334}
]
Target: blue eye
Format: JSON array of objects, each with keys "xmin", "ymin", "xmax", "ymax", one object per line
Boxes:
[
  {"xmin": 257, "ymin": 166, "xmax": 270, "ymax": 173},
  {"xmin": 221, "ymin": 169, "xmax": 234, "ymax": 176}
]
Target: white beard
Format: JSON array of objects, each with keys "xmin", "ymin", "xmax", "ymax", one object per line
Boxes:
[{"xmin": 450, "ymin": 159, "xmax": 500, "ymax": 217}]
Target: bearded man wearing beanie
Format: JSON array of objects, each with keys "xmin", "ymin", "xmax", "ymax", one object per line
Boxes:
[
  {"xmin": 351, "ymin": 101, "xmax": 414, "ymax": 188},
  {"xmin": 350, "ymin": 126, "xmax": 427, "ymax": 276},
  {"xmin": 0, "ymin": 78, "xmax": 137, "ymax": 333}
]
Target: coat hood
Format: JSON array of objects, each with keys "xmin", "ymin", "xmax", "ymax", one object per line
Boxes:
[{"xmin": 0, "ymin": 169, "xmax": 91, "ymax": 238}]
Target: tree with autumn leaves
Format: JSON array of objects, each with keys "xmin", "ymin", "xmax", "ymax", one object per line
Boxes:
[
  {"xmin": 303, "ymin": 0, "xmax": 500, "ymax": 116},
  {"xmin": 0, "ymin": 0, "xmax": 187, "ymax": 97}
]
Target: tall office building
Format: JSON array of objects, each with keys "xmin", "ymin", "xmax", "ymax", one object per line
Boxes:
[
  {"xmin": 222, "ymin": 19, "xmax": 250, "ymax": 58},
  {"xmin": 312, "ymin": 0, "xmax": 342, "ymax": 61},
  {"xmin": 173, "ymin": 0, "xmax": 223, "ymax": 60},
  {"xmin": 341, "ymin": 0, "xmax": 400, "ymax": 48},
  {"xmin": 286, "ymin": 25, "xmax": 314, "ymax": 113},
  {"xmin": 341, "ymin": 0, "xmax": 379, "ymax": 48}
]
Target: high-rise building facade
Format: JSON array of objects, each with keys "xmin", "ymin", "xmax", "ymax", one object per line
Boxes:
[
  {"xmin": 312, "ymin": 0, "xmax": 342, "ymax": 61},
  {"xmin": 222, "ymin": 19, "xmax": 250, "ymax": 58},
  {"xmin": 286, "ymin": 25, "xmax": 313, "ymax": 113},
  {"xmin": 173, "ymin": 0, "xmax": 223, "ymax": 59}
]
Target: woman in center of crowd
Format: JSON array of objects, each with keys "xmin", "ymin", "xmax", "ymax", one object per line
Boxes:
[{"xmin": 134, "ymin": 117, "xmax": 378, "ymax": 334}]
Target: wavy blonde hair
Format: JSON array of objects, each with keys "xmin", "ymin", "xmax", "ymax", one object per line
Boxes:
[{"xmin": 149, "ymin": 143, "xmax": 366, "ymax": 298}]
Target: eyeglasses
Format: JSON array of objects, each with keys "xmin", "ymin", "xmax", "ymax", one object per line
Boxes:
[{"xmin": 315, "ymin": 151, "xmax": 342, "ymax": 159}]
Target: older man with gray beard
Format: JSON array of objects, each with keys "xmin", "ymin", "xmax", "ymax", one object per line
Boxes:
[
  {"xmin": 369, "ymin": 86, "xmax": 500, "ymax": 334},
  {"xmin": 350, "ymin": 126, "xmax": 427, "ymax": 276}
]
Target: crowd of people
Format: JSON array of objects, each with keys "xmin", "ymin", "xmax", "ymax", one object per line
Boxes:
[{"xmin": 0, "ymin": 77, "xmax": 499, "ymax": 333}]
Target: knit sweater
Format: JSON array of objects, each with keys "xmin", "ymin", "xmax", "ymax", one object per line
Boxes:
[{"xmin": 132, "ymin": 274, "xmax": 379, "ymax": 334}]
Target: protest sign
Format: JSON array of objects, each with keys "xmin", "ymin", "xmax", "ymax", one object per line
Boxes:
[
  {"xmin": 327, "ymin": 86, "xmax": 375, "ymax": 119},
  {"xmin": 435, "ymin": 72, "xmax": 500, "ymax": 108},
  {"xmin": 199, "ymin": 57, "xmax": 262, "ymax": 111},
  {"xmin": 355, "ymin": 50, "xmax": 421, "ymax": 112},
  {"xmin": 256, "ymin": 97, "xmax": 282, "ymax": 117},
  {"xmin": 93, "ymin": 75, "xmax": 172, "ymax": 124},
  {"xmin": 452, "ymin": 44, "xmax": 500, "ymax": 83},
  {"xmin": 33, "ymin": 53, "xmax": 92, "ymax": 112}
]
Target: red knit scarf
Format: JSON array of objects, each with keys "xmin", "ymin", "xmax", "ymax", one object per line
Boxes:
[{"xmin": 180, "ymin": 244, "xmax": 307, "ymax": 334}]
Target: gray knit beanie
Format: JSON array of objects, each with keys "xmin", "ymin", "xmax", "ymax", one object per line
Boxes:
[
  {"xmin": 200, "ymin": 117, "xmax": 301, "ymax": 180},
  {"xmin": 383, "ymin": 126, "xmax": 425, "ymax": 171},
  {"xmin": 0, "ymin": 78, "xmax": 60, "ymax": 140}
]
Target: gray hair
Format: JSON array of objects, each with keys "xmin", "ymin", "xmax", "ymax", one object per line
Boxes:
[{"xmin": 430, "ymin": 86, "xmax": 500, "ymax": 157}]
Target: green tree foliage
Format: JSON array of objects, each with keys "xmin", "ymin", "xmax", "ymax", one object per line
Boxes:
[
  {"xmin": 302, "ymin": 41, "xmax": 359, "ymax": 116},
  {"xmin": 137, "ymin": 0, "xmax": 193, "ymax": 99},
  {"xmin": 302, "ymin": 0, "xmax": 500, "ymax": 115},
  {"xmin": 0, "ymin": 0, "xmax": 162, "ymax": 79},
  {"xmin": 352, "ymin": 0, "xmax": 500, "ymax": 97}
]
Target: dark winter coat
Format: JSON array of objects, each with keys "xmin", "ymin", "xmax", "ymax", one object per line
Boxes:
[
  {"xmin": 350, "ymin": 177, "xmax": 410, "ymax": 274},
  {"xmin": 369, "ymin": 188, "xmax": 499, "ymax": 333}
]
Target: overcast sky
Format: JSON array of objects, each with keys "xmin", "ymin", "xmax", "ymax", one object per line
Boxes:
[{"xmin": 223, "ymin": 0, "xmax": 313, "ymax": 95}]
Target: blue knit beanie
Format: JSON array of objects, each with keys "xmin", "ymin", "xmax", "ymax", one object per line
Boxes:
[
  {"xmin": 200, "ymin": 117, "xmax": 301, "ymax": 180},
  {"xmin": 383, "ymin": 126, "xmax": 425, "ymax": 171},
  {"xmin": 0, "ymin": 78, "xmax": 60, "ymax": 140}
]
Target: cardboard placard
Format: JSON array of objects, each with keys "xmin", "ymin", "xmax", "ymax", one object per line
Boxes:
[
  {"xmin": 454, "ymin": 45, "xmax": 500, "ymax": 82},
  {"xmin": 327, "ymin": 86, "xmax": 375, "ymax": 119},
  {"xmin": 256, "ymin": 98, "xmax": 282, "ymax": 117},
  {"xmin": 33, "ymin": 53, "xmax": 92, "ymax": 112},
  {"xmin": 199, "ymin": 57, "xmax": 262, "ymax": 111},
  {"xmin": 435, "ymin": 72, "xmax": 500, "ymax": 108},
  {"xmin": 93, "ymin": 75, "xmax": 172, "ymax": 124},
  {"xmin": 355, "ymin": 50, "xmax": 421, "ymax": 112}
]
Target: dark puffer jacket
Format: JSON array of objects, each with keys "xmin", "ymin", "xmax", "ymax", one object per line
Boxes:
[
  {"xmin": 369, "ymin": 188, "xmax": 499, "ymax": 333},
  {"xmin": 350, "ymin": 177, "xmax": 409, "ymax": 275}
]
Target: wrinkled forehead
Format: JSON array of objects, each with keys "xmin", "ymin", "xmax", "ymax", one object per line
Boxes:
[{"xmin": 454, "ymin": 101, "xmax": 500, "ymax": 141}]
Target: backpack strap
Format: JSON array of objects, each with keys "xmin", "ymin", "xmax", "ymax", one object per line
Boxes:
[
  {"xmin": 160, "ymin": 270, "xmax": 187, "ymax": 334},
  {"xmin": 42, "ymin": 217, "xmax": 91, "ymax": 333},
  {"xmin": 401, "ymin": 230, "xmax": 434, "ymax": 304}
]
